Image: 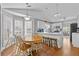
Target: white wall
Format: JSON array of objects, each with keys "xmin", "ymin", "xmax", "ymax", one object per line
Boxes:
[{"xmin": 32, "ymin": 19, "xmax": 38, "ymax": 34}]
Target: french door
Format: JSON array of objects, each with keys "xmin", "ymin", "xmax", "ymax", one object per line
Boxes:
[
  {"xmin": 1, "ymin": 14, "xmax": 13, "ymax": 50},
  {"xmin": 14, "ymin": 17, "xmax": 23, "ymax": 37},
  {"xmin": 24, "ymin": 20, "xmax": 33, "ymax": 41}
]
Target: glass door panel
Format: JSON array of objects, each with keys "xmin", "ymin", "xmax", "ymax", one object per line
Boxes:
[
  {"xmin": 25, "ymin": 21, "xmax": 32, "ymax": 41},
  {"xmin": 2, "ymin": 14, "xmax": 13, "ymax": 50},
  {"xmin": 14, "ymin": 17, "xmax": 23, "ymax": 37}
]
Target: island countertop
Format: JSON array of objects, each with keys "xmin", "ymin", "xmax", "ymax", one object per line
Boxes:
[{"xmin": 37, "ymin": 32, "xmax": 63, "ymax": 36}]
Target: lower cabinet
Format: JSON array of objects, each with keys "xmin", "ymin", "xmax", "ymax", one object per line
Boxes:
[{"xmin": 72, "ymin": 33, "xmax": 79, "ymax": 48}]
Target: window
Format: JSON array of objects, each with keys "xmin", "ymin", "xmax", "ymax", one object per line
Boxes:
[
  {"xmin": 14, "ymin": 18, "xmax": 23, "ymax": 36},
  {"xmin": 2, "ymin": 14, "xmax": 13, "ymax": 50}
]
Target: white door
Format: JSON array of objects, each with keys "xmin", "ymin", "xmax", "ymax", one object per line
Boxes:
[{"xmin": 24, "ymin": 20, "xmax": 32, "ymax": 41}]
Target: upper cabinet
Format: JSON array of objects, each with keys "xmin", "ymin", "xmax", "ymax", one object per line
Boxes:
[{"xmin": 37, "ymin": 21, "xmax": 50, "ymax": 33}]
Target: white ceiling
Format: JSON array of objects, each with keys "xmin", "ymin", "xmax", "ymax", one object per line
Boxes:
[{"xmin": 1, "ymin": 3, "xmax": 79, "ymax": 22}]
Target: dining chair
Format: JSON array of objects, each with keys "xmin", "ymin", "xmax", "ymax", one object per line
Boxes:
[
  {"xmin": 15, "ymin": 35, "xmax": 32, "ymax": 56},
  {"xmin": 32, "ymin": 34, "xmax": 43, "ymax": 53}
]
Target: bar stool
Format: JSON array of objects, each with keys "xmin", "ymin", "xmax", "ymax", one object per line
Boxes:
[
  {"xmin": 45, "ymin": 37, "xmax": 48, "ymax": 44},
  {"xmin": 54, "ymin": 39, "xmax": 58, "ymax": 48},
  {"xmin": 49, "ymin": 38, "xmax": 53, "ymax": 47},
  {"xmin": 42, "ymin": 36, "xmax": 50, "ymax": 46},
  {"xmin": 46, "ymin": 37, "xmax": 50, "ymax": 46},
  {"xmin": 42, "ymin": 36, "xmax": 46, "ymax": 44},
  {"xmin": 49, "ymin": 38, "xmax": 58, "ymax": 48}
]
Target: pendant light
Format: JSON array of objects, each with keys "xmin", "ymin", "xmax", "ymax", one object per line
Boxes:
[
  {"xmin": 43, "ymin": 8, "xmax": 49, "ymax": 23},
  {"xmin": 54, "ymin": 3, "xmax": 61, "ymax": 17},
  {"xmin": 54, "ymin": 3, "xmax": 65, "ymax": 22},
  {"xmin": 24, "ymin": 3, "xmax": 31, "ymax": 20}
]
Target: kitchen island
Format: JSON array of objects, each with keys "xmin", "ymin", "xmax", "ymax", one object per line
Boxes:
[
  {"xmin": 72, "ymin": 33, "xmax": 79, "ymax": 48},
  {"xmin": 37, "ymin": 32, "xmax": 63, "ymax": 48}
]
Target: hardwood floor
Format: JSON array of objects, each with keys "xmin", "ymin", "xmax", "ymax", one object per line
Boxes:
[
  {"xmin": 1, "ymin": 36, "xmax": 79, "ymax": 56},
  {"xmin": 1, "ymin": 44, "xmax": 16, "ymax": 56},
  {"xmin": 36, "ymin": 45, "xmax": 79, "ymax": 56}
]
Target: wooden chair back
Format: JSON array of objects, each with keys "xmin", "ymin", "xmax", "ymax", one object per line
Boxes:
[{"xmin": 33, "ymin": 34, "xmax": 43, "ymax": 44}]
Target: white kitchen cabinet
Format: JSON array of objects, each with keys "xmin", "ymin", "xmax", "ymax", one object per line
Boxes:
[{"xmin": 72, "ymin": 33, "xmax": 79, "ymax": 48}]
